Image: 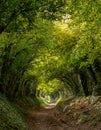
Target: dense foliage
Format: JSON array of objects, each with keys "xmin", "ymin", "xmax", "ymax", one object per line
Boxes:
[
  {"xmin": 0, "ymin": 0, "xmax": 101, "ymax": 128},
  {"xmin": 0, "ymin": 0, "xmax": 101, "ymax": 99}
]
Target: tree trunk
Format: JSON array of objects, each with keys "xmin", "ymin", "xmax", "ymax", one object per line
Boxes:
[{"xmin": 80, "ymin": 71, "xmax": 89, "ymax": 96}]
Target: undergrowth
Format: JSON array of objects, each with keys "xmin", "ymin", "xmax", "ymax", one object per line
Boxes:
[
  {"xmin": 0, "ymin": 94, "xmax": 26, "ymax": 130},
  {"xmin": 0, "ymin": 93, "xmax": 48, "ymax": 130},
  {"xmin": 16, "ymin": 96, "xmax": 45, "ymax": 111},
  {"xmin": 55, "ymin": 96, "xmax": 101, "ymax": 127}
]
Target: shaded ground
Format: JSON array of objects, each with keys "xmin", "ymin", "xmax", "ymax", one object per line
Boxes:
[
  {"xmin": 25, "ymin": 99, "xmax": 101, "ymax": 130},
  {"xmin": 25, "ymin": 103, "xmax": 69, "ymax": 130}
]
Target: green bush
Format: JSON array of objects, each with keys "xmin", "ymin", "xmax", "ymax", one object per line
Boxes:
[{"xmin": 0, "ymin": 94, "xmax": 26, "ymax": 130}]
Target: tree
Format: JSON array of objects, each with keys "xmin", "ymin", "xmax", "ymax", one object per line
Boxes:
[
  {"xmin": 0, "ymin": 0, "xmax": 67, "ymax": 33},
  {"xmin": 0, "ymin": 32, "xmax": 37, "ymax": 99},
  {"xmin": 68, "ymin": 0, "xmax": 101, "ymax": 95},
  {"xmin": 0, "ymin": 0, "xmax": 67, "ymax": 99}
]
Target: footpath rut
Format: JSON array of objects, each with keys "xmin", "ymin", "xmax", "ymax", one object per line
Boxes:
[{"xmin": 25, "ymin": 103, "xmax": 69, "ymax": 130}]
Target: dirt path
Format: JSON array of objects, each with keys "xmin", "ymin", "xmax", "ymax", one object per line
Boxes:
[
  {"xmin": 25, "ymin": 103, "xmax": 101, "ymax": 130},
  {"xmin": 25, "ymin": 103, "xmax": 69, "ymax": 130}
]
